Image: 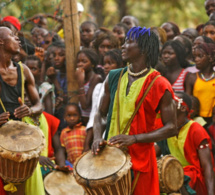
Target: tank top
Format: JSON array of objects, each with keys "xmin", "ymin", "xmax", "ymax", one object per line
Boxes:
[
  {"xmin": 172, "ymin": 69, "xmax": 188, "ymax": 92},
  {"xmin": 193, "ymin": 73, "xmax": 215, "ymax": 117},
  {"xmin": 0, "ymin": 62, "xmax": 22, "ymax": 120}
]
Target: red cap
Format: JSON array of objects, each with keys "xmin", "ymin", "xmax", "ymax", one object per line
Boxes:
[{"xmin": 2, "ymin": 16, "xmax": 21, "ymax": 31}]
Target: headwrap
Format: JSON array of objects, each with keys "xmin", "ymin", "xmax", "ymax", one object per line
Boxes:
[{"xmin": 2, "ymin": 16, "xmax": 21, "ymax": 31}]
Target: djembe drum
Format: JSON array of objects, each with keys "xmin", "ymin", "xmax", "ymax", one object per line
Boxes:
[
  {"xmin": 44, "ymin": 170, "xmax": 85, "ymax": 195},
  {"xmin": 157, "ymin": 155, "xmax": 184, "ymax": 193},
  {"xmin": 0, "ymin": 120, "xmax": 45, "ymax": 183},
  {"xmin": 74, "ymin": 146, "xmax": 132, "ymax": 195}
]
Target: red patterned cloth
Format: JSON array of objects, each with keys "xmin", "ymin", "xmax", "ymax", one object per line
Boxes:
[
  {"xmin": 127, "ymin": 71, "xmax": 174, "ymax": 195},
  {"xmin": 60, "ymin": 124, "xmax": 86, "ymax": 164},
  {"xmin": 0, "ymin": 178, "xmax": 6, "ymax": 195}
]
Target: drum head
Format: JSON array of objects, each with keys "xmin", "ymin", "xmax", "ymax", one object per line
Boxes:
[
  {"xmin": 76, "ymin": 146, "xmax": 126, "ymax": 180},
  {"xmin": 44, "ymin": 171, "xmax": 85, "ymax": 195},
  {"xmin": 0, "ymin": 121, "xmax": 43, "ymax": 152}
]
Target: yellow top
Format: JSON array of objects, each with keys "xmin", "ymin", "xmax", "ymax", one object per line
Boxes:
[
  {"xmin": 107, "ymin": 69, "xmax": 154, "ymax": 140},
  {"xmin": 193, "ymin": 73, "xmax": 215, "ymax": 117},
  {"xmin": 167, "ymin": 120, "xmax": 194, "ymax": 167}
]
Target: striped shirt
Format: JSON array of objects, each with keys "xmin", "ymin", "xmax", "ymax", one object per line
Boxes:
[
  {"xmin": 60, "ymin": 124, "xmax": 86, "ymax": 164},
  {"xmin": 172, "ymin": 69, "xmax": 188, "ymax": 92}
]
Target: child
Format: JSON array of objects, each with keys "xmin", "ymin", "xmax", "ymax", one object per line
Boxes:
[
  {"xmin": 25, "ymin": 55, "xmax": 55, "ymax": 115},
  {"xmin": 80, "ymin": 21, "xmax": 98, "ymax": 48},
  {"xmin": 84, "ymin": 49, "xmax": 125, "ymax": 151},
  {"xmin": 60, "ymin": 103, "xmax": 86, "ymax": 166},
  {"xmin": 75, "ymin": 48, "xmax": 102, "ymax": 125},
  {"xmin": 186, "ymin": 43, "xmax": 215, "ymax": 126},
  {"xmin": 112, "ymin": 23, "xmax": 129, "ymax": 46}
]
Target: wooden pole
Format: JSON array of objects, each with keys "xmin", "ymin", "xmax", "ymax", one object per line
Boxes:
[{"xmin": 62, "ymin": 0, "xmax": 80, "ymax": 103}]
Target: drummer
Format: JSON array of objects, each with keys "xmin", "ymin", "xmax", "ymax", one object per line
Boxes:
[
  {"xmin": 0, "ymin": 26, "xmax": 43, "ymax": 194},
  {"xmin": 92, "ymin": 26, "xmax": 177, "ymax": 195}
]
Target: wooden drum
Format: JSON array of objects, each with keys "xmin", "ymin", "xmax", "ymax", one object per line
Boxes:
[
  {"xmin": 0, "ymin": 121, "xmax": 45, "ymax": 183},
  {"xmin": 74, "ymin": 146, "xmax": 132, "ymax": 195},
  {"xmin": 157, "ymin": 155, "xmax": 184, "ymax": 193},
  {"xmin": 44, "ymin": 171, "xmax": 85, "ymax": 195}
]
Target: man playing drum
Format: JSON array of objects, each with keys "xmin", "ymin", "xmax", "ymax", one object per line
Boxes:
[
  {"xmin": 92, "ymin": 26, "xmax": 177, "ymax": 195},
  {"xmin": 0, "ymin": 26, "xmax": 43, "ymax": 195}
]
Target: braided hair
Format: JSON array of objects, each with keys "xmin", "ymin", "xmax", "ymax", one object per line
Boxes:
[{"xmin": 126, "ymin": 26, "xmax": 159, "ymax": 67}]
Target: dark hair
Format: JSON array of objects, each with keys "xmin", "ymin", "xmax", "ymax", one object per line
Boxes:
[
  {"xmin": 204, "ymin": 20, "xmax": 215, "ymax": 28},
  {"xmin": 93, "ymin": 33, "xmax": 120, "ymax": 54},
  {"xmin": 104, "ymin": 49, "xmax": 124, "ymax": 68},
  {"xmin": 113, "ymin": 23, "xmax": 129, "ymax": 36},
  {"xmin": 80, "ymin": 21, "xmax": 98, "ymax": 31},
  {"xmin": 49, "ymin": 40, "xmax": 65, "ymax": 49},
  {"xmin": 161, "ymin": 40, "xmax": 190, "ymax": 68},
  {"xmin": 199, "ymin": 35, "xmax": 214, "ymax": 43},
  {"xmin": 77, "ymin": 48, "xmax": 99, "ymax": 71},
  {"xmin": 168, "ymin": 22, "xmax": 181, "ymax": 36},
  {"xmin": 19, "ymin": 36, "xmax": 35, "ymax": 55},
  {"xmin": 190, "ymin": 95, "xmax": 200, "ymax": 116},
  {"xmin": 175, "ymin": 92, "xmax": 192, "ymax": 113},
  {"xmin": 174, "ymin": 35, "xmax": 192, "ymax": 58},
  {"xmin": 121, "ymin": 15, "xmax": 139, "ymax": 26},
  {"xmin": 25, "ymin": 55, "xmax": 42, "ymax": 69},
  {"xmin": 65, "ymin": 103, "xmax": 82, "ymax": 116},
  {"xmin": 126, "ymin": 27, "xmax": 159, "ymax": 67}
]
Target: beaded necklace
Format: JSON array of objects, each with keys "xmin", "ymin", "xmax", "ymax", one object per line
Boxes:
[
  {"xmin": 127, "ymin": 64, "xmax": 148, "ymax": 77},
  {"xmin": 200, "ymin": 72, "xmax": 215, "ymax": 81}
]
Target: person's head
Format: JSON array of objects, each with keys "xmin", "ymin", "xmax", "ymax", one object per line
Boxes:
[
  {"xmin": 193, "ymin": 35, "xmax": 214, "ymax": 50},
  {"xmin": 42, "ymin": 31, "xmax": 55, "ymax": 50},
  {"xmin": 174, "ymin": 92, "xmax": 192, "ymax": 118},
  {"xmin": 121, "ymin": 15, "xmax": 139, "ymax": 29},
  {"xmin": 32, "ymin": 14, "xmax": 48, "ymax": 29},
  {"xmin": 196, "ymin": 24, "xmax": 205, "ymax": 35},
  {"xmin": 174, "ymin": 35, "xmax": 193, "ymax": 60},
  {"xmin": 0, "ymin": 27, "xmax": 20, "ymax": 55},
  {"xmin": 80, "ymin": 21, "xmax": 98, "ymax": 48},
  {"xmin": 103, "ymin": 49, "xmax": 124, "ymax": 76},
  {"xmin": 205, "ymin": 0, "xmax": 215, "ymax": 16},
  {"xmin": 161, "ymin": 22, "xmax": 180, "ymax": 41},
  {"xmin": 112, "ymin": 23, "xmax": 129, "ymax": 46},
  {"xmin": 76, "ymin": 48, "xmax": 99, "ymax": 73},
  {"xmin": 64, "ymin": 103, "xmax": 82, "ymax": 128},
  {"xmin": 192, "ymin": 42, "xmax": 215, "ymax": 70},
  {"xmin": 151, "ymin": 27, "xmax": 167, "ymax": 45},
  {"xmin": 203, "ymin": 21, "xmax": 215, "ymax": 41},
  {"xmin": 50, "ymin": 41, "xmax": 66, "ymax": 70},
  {"xmin": 0, "ymin": 16, "xmax": 21, "ymax": 35},
  {"xmin": 190, "ymin": 96, "xmax": 200, "ymax": 119},
  {"xmin": 182, "ymin": 28, "xmax": 199, "ymax": 43},
  {"xmin": 31, "ymin": 27, "xmax": 48, "ymax": 47},
  {"xmin": 25, "ymin": 55, "xmax": 42, "ymax": 80},
  {"xmin": 161, "ymin": 40, "xmax": 189, "ymax": 69},
  {"xmin": 93, "ymin": 32, "xmax": 120, "ymax": 58},
  {"xmin": 210, "ymin": 12, "xmax": 215, "ymax": 21},
  {"xmin": 122, "ymin": 26, "xmax": 159, "ymax": 68}
]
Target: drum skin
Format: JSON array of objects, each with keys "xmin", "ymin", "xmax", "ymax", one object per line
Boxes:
[
  {"xmin": 44, "ymin": 171, "xmax": 85, "ymax": 195},
  {"xmin": 74, "ymin": 146, "xmax": 132, "ymax": 195},
  {"xmin": 157, "ymin": 155, "xmax": 184, "ymax": 193},
  {"xmin": 0, "ymin": 121, "xmax": 45, "ymax": 183}
]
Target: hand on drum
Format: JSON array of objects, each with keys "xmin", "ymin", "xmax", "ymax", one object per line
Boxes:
[
  {"xmin": 55, "ymin": 165, "xmax": 71, "ymax": 173},
  {"xmin": 108, "ymin": 134, "xmax": 136, "ymax": 147},
  {"xmin": 39, "ymin": 156, "xmax": 56, "ymax": 171},
  {"xmin": 91, "ymin": 138, "xmax": 107, "ymax": 155},
  {"xmin": 14, "ymin": 97, "xmax": 31, "ymax": 118},
  {"xmin": 0, "ymin": 112, "xmax": 10, "ymax": 125}
]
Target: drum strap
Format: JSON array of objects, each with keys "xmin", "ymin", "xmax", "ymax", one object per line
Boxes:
[
  {"xmin": 0, "ymin": 61, "xmax": 25, "ymax": 121},
  {"xmin": 131, "ymin": 171, "xmax": 140, "ymax": 194}
]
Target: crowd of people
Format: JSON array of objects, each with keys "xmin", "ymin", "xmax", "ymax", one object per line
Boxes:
[{"xmin": 0, "ymin": 0, "xmax": 215, "ymax": 194}]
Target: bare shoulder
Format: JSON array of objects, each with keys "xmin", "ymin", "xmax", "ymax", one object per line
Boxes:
[
  {"xmin": 21, "ymin": 63, "xmax": 34, "ymax": 84},
  {"xmin": 186, "ymin": 72, "xmax": 197, "ymax": 85}
]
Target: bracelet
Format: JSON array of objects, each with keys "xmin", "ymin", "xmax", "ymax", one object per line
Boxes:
[{"xmin": 133, "ymin": 135, "xmax": 137, "ymax": 143}]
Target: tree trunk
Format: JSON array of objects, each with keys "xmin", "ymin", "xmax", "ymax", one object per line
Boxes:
[
  {"xmin": 116, "ymin": 0, "xmax": 127, "ymax": 20},
  {"xmin": 91, "ymin": 0, "xmax": 105, "ymax": 26}
]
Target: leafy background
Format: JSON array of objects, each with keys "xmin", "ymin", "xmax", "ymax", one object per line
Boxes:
[{"xmin": 0, "ymin": 0, "xmax": 209, "ymax": 31}]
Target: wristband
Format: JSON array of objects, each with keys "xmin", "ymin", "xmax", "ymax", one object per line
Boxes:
[{"xmin": 133, "ymin": 135, "xmax": 137, "ymax": 143}]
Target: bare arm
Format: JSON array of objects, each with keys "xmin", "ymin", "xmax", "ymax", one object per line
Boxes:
[
  {"xmin": 185, "ymin": 73, "xmax": 196, "ymax": 96},
  {"xmin": 91, "ymin": 76, "xmax": 110, "ymax": 154},
  {"xmin": 109, "ymin": 90, "xmax": 177, "ymax": 147},
  {"xmin": 43, "ymin": 92, "xmax": 53, "ymax": 115},
  {"xmin": 198, "ymin": 139, "xmax": 215, "ymax": 195},
  {"xmin": 14, "ymin": 64, "xmax": 42, "ymax": 118}
]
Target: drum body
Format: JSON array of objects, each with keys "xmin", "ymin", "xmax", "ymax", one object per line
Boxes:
[
  {"xmin": 44, "ymin": 171, "xmax": 85, "ymax": 195},
  {"xmin": 0, "ymin": 121, "xmax": 45, "ymax": 183},
  {"xmin": 157, "ymin": 155, "xmax": 184, "ymax": 193},
  {"xmin": 74, "ymin": 146, "xmax": 132, "ymax": 195}
]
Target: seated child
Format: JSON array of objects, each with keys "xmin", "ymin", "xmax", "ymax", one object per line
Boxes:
[{"xmin": 60, "ymin": 103, "xmax": 86, "ymax": 167}]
